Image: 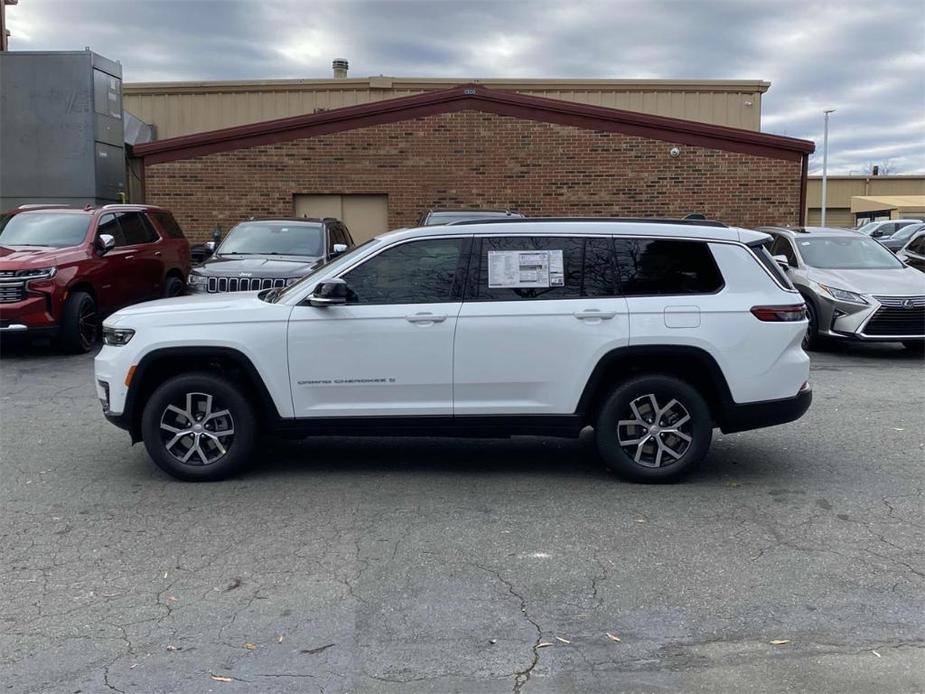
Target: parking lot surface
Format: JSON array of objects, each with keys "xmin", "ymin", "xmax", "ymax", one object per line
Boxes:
[{"xmin": 1, "ymin": 342, "xmax": 923, "ymax": 693}]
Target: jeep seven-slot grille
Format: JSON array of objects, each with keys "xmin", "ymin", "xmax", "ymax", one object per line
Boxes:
[
  {"xmin": 864, "ymin": 295, "xmax": 925, "ymax": 337},
  {"xmin": 207, "ymin": 276, "xmax": 289, "ymax": 293}
]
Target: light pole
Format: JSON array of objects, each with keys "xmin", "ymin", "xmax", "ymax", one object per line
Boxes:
[{"xmin": 820, "ymin": 109, "xmax": 836, "ymax": 227}]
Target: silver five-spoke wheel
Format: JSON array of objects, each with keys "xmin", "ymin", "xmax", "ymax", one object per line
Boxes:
[
  {"xmin": 159, "ymin": 392, "xmax": 235, "ymax": 466},
  {"xmin": 617, "ymin": 393, "xmax": 693, "ymax": 468}
]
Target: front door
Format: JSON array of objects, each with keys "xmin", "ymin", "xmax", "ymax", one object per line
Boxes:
[{"xmin": 288, "ymin": 236, "xmax": 471, "ymax": 417}]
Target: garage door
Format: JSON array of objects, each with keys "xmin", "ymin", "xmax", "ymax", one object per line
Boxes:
[{"xmin": 294, "ymin": 194, "xmax": 388, "ymax": 244}]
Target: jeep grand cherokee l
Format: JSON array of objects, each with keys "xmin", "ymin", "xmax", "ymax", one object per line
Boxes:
[
  {"xmin": 0, "ymin": 205, "xmax": 191, "ymax": 352},
  {"xmin": 95, "ymin": 218, "xmax": 811, "ymax": 483},
  {"xmin": 187, "ymin": 218, "xmax": 354, "ymax": 293}
]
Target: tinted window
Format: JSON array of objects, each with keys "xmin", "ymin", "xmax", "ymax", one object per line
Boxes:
[
  {"xmin": 0, "ymin": 213, "xmax": 90, "ymax": 247},
  {"xmin": 97, "ymin": 213, "xmax": 127, "ymax": 247},
  {"xmin": 770, "ymin": 236, "xmax": 797, "ymax": 266},
  {"xmin": 750, "ymin": 243, "xmax": 795, "ymax": 290},
  {"xmin": 119, "ymin": 212, "xmax": 158, "ymax": 245},
  {"xmin": 150, "ymin": 211, "xmax": 186, "ymax": 239},
  {"xmin": 341, "ymin": 238, "xmax": 467, "ymax": 304},
  {"xmin": 615, "ymin": 239, "xmax": 724, "ymax": 295},
  {"xmin": 907, "ymin": 235, "xmax": 925, "ymax": 255},
  {"xmin": 470, "ymin": 236, "xmax": 615, "ymax": 301}
]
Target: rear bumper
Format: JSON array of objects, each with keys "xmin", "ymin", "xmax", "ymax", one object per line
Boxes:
[{"xmin": 720, "ymin": 383, "xmax": 812, "ymax": 434}]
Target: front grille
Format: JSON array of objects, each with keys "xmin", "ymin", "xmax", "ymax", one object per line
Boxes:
[
  {"xmin": 0, "ymin": 280, "xmax": 25, "ymax": 303},
  {"xmin": 206, "ymin": 276, "xmax": 289, "ymax": 293},
  {"xmin": 864, "ymin": 296, "xmax": 925, "ymax": 336}
]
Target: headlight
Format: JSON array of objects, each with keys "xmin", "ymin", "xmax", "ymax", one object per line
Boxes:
[
  {"xmin": 17, "ymin": 267, "xmax": 57, "ymax": 280},
  {"xmin": 102, "ymin": 327, "xmax": 135, "ymax": 346},
  {"xmin": 188, "ymin": 273, "xmax": 207, "ymax": 288},
  {"xmin": 818, "ymin": 284, "xmax": 869, "ymax": 305}
]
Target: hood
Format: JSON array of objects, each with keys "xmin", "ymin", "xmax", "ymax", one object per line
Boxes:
[
  {"xmin": 808, "ymin": 265, "xmax": 925, "ymax": 296},
  {"xmin": 105, "ymin": 291, "xmax": 267, "ymax": 324},
  {"xmin": 193, "ymin": 254, "xmax": 323, "ymax": 278},
  {"xmin": 0, "ymin": 245, "xmax": 76, "ymax": 268}
]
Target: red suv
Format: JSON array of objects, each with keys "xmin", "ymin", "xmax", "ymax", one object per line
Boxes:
[{"xmin": 0, "ymin": 205, "xmax": 191, "ymax": 352}]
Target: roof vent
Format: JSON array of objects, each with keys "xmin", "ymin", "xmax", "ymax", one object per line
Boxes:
[{"xmin": 332, "ymin": 58, "xmax": 348, "ymax": 80}]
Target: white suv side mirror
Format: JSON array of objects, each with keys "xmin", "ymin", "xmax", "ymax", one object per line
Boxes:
[{"xmin": 308, "ymin": 278, "xmax": 351, "ymax": 307}]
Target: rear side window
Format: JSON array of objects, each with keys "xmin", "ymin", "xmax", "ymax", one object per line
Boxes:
[
  {"xmin": 118, "ymin": 212, "xmax": 158, "ymax": 245},
  {"xmin": 469, "ymin": 236, "xmax": 617, "ymax": 301},
  {"xmin": 150, "ymin": 211, "xmax": 186, "ymax": 239},
  {"xmin": 614, "ymin": 239, "xmax": 724, "ymax": 295}
]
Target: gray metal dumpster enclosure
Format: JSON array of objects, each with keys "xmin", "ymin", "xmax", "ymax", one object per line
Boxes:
[{"xmin": 0, "ymin": 50, "xmax": 125, "ymax": 209}]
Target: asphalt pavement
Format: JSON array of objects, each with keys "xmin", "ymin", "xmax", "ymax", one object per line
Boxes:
[{"xmin": 0, "ymin": 340, "xmax": 922, "ymax": 693}]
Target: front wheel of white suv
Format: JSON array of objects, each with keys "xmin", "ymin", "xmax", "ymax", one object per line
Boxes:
[
  {"xmin": 595, "ymin": 375, "xmax": 712, "ymax": 483},
  {"xmin": 141, "ymin": 372, "xmax": 257, "ymax": 481}
]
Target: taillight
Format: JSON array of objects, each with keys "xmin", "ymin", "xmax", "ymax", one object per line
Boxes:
[{"xmin": 750, "ymin": 304, "xmax": 807, "ymax": 322}]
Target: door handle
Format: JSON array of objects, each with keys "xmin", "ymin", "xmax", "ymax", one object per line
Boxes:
[
  {"xmin": 125, "ymin": 255, "xmax": 135, "ymax": 260},
  {"xmin": 154, "ymin": 251, "xmax": 162, "ymax": 257},
  {"xmin": 405, "ymin": 312, "xmax": 447, "ymax": 324},
  {"xmin": 574, "ymin": 309, "xmax": 616, "ymax": 320}
]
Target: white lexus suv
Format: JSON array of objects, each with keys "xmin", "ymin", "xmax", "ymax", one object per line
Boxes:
[{"xmin": 95, "ymin": 219, "xmax": 812, "ymax": 483}]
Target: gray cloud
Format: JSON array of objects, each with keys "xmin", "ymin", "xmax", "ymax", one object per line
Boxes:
[{"xmin": 8, "ymin": 0, "xmax": 925, "ymax": 173}]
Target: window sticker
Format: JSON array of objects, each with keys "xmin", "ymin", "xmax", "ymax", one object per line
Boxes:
[{"xmin": 488, "ymin": 250, "xmax": 564, "ymax": 288}]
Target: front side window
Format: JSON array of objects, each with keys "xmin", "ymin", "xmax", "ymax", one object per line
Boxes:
[
  {"xmin": 769, "ymin": 236, "xmax": 798, "ymax": 266},
  {"xmin": 218, "ymin": 222, "xmax": 325, "ymax": 257},
  {"xmin": 796, "ymin": 236, "xmax": 904, "ymax": 269},
  {"xmin": 907, "ymin": 235, "xmax": 925, "ymax": 255},
  {"xmin": 97, "ymin": 213, "xmax": 128, "ymax": 247},
  {"xmin": 615, "ymin": 239, "xmax": 724, "ymax": 295},
  {"xmin": 469, "ymin": 236, "xmax": 615, "ymax": 301},
  {"xmin": 0, "ymin": 213, "xmax": 91, "ymax": 248},
  {"xmin": 341, "ymin": 238, "xmax": 467, "ymax": 304}
]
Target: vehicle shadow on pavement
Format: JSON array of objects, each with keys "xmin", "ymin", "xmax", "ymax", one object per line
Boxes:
[{"xmin": 240, "ymin": 430, "xmax": 788, "ymax": 486}]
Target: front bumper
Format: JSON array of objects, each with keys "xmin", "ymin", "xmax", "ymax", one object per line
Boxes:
[
  {"xmin": 720, "ymin": 382, "xmax": 812, "ymax": 434},
  {"xmin": 0, "ymin": 295, "xmax": 58, "ymax": 333},
  {"xmin": 815, "ymin": 293, "xmax": 925, "ymax": 342}
]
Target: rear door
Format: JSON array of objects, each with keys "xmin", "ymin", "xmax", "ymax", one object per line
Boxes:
[
  {"xmin": 453, "ymin": 235, "xmax": 629, "ymax": 415},
  {"xmin": 117, "ymin": 211, "xmax": 164, "ymax": 300}
]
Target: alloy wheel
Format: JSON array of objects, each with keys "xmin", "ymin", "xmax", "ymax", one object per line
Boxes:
[
  {"xmin": 159, "ymin": 392, "xmax": 235, "ymax": 466},
  {"xmin": 617, "ymin": 393, "xmax": 693, "ymax": 468},
  {"xmin": 78, "ymin": 301, "xmax": 98, "ymax": 349}
]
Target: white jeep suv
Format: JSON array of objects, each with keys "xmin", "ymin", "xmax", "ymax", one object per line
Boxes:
[{"xmin": 95, "ymin": 219, "xmax": 812, "ymax": 483}]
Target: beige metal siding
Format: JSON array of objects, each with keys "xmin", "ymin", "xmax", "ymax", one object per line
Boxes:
[
  {"xmin": 805, "ymin": 176, "xmax": 925, "ymax": 226},
  {"xmin": 124, "ymin": 78, "xmax": 767, "ymax": 140}
]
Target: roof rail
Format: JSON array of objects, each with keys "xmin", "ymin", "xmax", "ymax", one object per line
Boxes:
[
  {"xmin": 16, "ymin": 203, "xmax": 70, "ymax": 210},
  {"xmin": 446, "ymin": 216, "xmax": 729, "ymax": 228}
]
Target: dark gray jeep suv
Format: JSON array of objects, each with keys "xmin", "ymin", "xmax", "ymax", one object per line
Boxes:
[{"xmin": 188, "ymin": 218, "xmax": 354, "ymax": 293}]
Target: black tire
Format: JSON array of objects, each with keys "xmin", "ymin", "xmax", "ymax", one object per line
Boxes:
[
  {"xmin": 802, "ymin": 298, "xmax": 821, "ymax": 351},
  {"xmin": 141, "ymin": 371, "xmax": 257, "ymax": 481},
  {"xmin": 594, "ymin": 374, "xmax": 712, "ymax": 483},
  {"xmin": 58, "ymin": 291, "xmax": 98, "ymax": 353},
  {"xmin": 163, "ymin": 274, "xmax": 185, "ymax": 297},
  {"xmin": 902, "ymin": 341, "xmax": 924, "ymax": 354}
]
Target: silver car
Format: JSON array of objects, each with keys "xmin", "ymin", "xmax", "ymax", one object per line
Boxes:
[{"xmin": 759, "ymin": 226, "xmax": 925, "ymax": 352}]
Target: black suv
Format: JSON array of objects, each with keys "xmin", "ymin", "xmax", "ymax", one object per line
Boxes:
[
  {"xmin": 188, "ymin": 217, "xmax": 355, "ymax": 293},
  {"xmin": 418, "ymin": 208, "xmax": 524, "ymax": 226}
]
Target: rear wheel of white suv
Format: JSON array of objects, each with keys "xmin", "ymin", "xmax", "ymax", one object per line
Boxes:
[
  {"xmin": 141, "ymin": 372, "xmax": 257, "ymax": 481},
  {"xmin": 595, "ymin": 375, "xmax": 712, "ymax": 483}
]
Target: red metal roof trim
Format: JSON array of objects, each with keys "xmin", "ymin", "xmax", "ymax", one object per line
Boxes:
[{"xmin": 136, "ymin": 84, "xmax": 816, "ymax": 164}]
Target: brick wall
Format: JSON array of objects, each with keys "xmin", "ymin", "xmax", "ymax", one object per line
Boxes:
[{"xmin": 144, "ymin": 110, "xmax": 803, "ymax": 243}]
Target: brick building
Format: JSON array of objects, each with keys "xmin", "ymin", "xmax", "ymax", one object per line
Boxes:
[{"xmin": 135, "ymin": 84, "xmax": 815, "ymax": 243}]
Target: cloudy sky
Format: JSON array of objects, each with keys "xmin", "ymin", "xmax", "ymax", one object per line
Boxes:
[{"xmin": 8, "ymin": 0, "xmax": 924, "ymax": 174}]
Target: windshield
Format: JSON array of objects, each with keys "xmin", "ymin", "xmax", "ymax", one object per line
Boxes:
[
  {"xmin": 218, "ymin": 222, "xmax": 324, "ymax": 256},
  {"xmin": 267, "ymin": 238, "xmax": 377, "ymax": 303},
  {"xmin": 891, "ymin": 223, "xmax": 925, "ymax": 241},
  {"xmin": 424, "ymin": 211, "xmax": 520, "ymax": 226},
  {"xmin": 797, "ymin": 236, "xmax": 904, "ymax": 269},
  {"xmin": 0, "ymin": 213, "xmax": 91, "ymax": 247}
]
